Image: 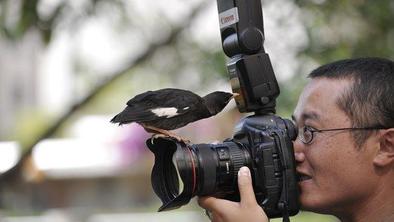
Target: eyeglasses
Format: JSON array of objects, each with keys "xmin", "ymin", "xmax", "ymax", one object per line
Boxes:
[{"xmin": 298, "ymin": 125, "xmax": 389, "ymax": 144}]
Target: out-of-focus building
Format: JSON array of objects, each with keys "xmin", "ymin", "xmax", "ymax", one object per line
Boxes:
[
  {"xmin": 0, "ymin": 31, "xmax": 43, "ymax": 139},
  {"xmin": 0, "ymin": 114, "xmax": 238, "ymax": 222}
]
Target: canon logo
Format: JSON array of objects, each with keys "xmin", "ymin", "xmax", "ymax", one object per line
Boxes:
[
  {"xmin": 221, "ymin": 15, "xmax": 235, "ymax": 25},
  {"xmin": 219, "ymin": 7, "xmax": 239, "ymax": 28}
]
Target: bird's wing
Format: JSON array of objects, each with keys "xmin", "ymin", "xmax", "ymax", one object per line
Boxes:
[
  {"xmin": 126, "ymin": 88, "xmax": 199, "ymax": 105},
  {"xmin": 116, "ymin": 105, "xmax": 160, "ymax": 122},
  {"xmin": 120, "ymin": 88, "xmax": 204, "ymax": 122},
  {"xmin": 150, "ymin": 88, "xmax": 205, "ymax": 116}
]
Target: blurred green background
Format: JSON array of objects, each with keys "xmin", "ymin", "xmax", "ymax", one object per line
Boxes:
[{"xmin": 0, "ymin": 0, "xmax": 392, "ymax": 221}]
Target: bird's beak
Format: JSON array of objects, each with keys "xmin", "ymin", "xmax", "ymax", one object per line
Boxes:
[{"xmin": 232, "ymin": 93, "xmax": 240, "ymax": 98}]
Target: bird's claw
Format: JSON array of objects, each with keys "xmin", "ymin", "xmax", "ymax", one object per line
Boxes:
[{"xmin": 151, "ymin": 134, "xmax": 190, "ymax": 144}]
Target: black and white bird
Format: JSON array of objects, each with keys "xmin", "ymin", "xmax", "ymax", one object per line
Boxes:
[{"xmin": 110, "ymin": 88, "xmax": 236, "ymax": 142}]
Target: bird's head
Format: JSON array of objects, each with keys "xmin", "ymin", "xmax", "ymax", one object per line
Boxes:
[{"xmin": 202, "ymin": 91, "xmax": 237, "ymax": 115}]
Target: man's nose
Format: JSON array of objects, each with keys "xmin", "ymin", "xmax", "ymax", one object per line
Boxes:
[{"xmin": 293, "ymin": 140, "xmax": 305, "ymax": 163}]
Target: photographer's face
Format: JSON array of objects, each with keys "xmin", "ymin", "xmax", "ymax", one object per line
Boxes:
[{"xmin": 292, "ymin": 77, "xmax": 380, "ymax": 215}]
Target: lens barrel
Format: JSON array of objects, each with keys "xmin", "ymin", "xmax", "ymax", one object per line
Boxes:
[
  {"xmin": 146, "ymin": 138, "xmax": 251, "ymax": 211},
  {"xmin": 193, "ymin": 142, "xmax": 251, "ymax": 196}
]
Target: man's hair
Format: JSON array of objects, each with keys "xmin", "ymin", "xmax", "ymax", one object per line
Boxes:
[{"xmin": 308, "ymin": 57, "xmax": 394, "ymax": 147}]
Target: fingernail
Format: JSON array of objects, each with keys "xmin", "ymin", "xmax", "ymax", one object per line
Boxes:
[{"xmin": 238, "ymin": 166, "xmax": 250, "ymax": 177}]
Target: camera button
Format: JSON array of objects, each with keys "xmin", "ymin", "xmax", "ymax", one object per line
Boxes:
[{"xmin": 217, "ymin": 147, "xmax": 230, "ymax": 160}]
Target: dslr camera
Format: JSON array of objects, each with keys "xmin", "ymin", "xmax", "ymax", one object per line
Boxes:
[{"xmin": 146, "ymin": 0, "xmax": 300, "ymax": 220}]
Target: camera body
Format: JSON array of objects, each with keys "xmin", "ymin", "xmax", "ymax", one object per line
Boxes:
[
  {"xmin": 146, "ymin": 115, "xmax": 299, "ymax": 218},
  {"xmin": 145, "ymin": 0, "xmax": 300, "ymax": 220},
  {"xmin": 228, "ymin": 115, "xmax": 299, "ymax": 217}
]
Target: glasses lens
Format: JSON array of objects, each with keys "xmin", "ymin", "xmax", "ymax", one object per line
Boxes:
[{"xmin": 300, "ymin": 126, "xmax": 312, "ymax": 144}]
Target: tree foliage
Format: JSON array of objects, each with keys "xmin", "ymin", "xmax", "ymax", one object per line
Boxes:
[
  {"xmin": 0, "ymin": 0, "xmax": 126, "ymax": 43},
  {"xmin": 294, "ymin": 0, "xmax": 394, "ymax": 63}
]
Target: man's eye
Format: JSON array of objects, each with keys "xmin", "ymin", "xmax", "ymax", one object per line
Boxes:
[{"xmin": 304, "ymin": 125, "xmax": 316, "ymax": 132}]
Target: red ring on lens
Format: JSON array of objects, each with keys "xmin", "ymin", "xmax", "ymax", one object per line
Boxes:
[{"xmin": 186, "ymin": 146, "xmax": 196, "ymax": 195}]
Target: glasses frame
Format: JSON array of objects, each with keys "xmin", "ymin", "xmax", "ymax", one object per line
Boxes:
[{"xmin": 298, "ymin": 125, "xmax": 389, "ymax": 144}]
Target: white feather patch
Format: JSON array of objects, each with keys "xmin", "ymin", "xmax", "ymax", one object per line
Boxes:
[{"xmin": 151, "ymin": 107, "xmax": 179, "ymax": 118}]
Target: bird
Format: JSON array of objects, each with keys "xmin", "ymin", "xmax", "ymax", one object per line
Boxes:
[{"xmin": 110, "ymin": 88, "xmax": 237, "ymax": 143}]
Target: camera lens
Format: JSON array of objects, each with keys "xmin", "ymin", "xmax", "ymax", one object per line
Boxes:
[
  {"xmin": 147, "ymin": 138, "xmax": 251, "ymax": 211},
  {"xmin": 172, "ymin": 142, "xmax": 251, "ymax": 196},
  {"xmin": 194, "ymin": 142, "xmax": 251, "ymax": 196}
]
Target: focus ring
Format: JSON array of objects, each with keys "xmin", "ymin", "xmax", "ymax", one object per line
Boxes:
[{"xmin": 226, "ymin": 142, "xmax": 248, "ymax": 176}]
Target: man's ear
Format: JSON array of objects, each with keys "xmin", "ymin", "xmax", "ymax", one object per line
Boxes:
[{"xmin": 373, "ymin": 129, "xmax": 394, "ymax": 167}]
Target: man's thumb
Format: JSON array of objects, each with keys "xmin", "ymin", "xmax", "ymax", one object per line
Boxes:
[{"xmin": 238, "ymin": 166, "xmax": 258, "ymax": 207}]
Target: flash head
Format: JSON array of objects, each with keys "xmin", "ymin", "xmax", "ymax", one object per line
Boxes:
[{"xmin": 217, "ymin": 0, "xmax": 280, "ymax": 114}]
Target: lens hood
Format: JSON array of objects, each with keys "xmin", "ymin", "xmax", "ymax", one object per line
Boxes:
[{"xmin": 146, "ymin": 137, "xmax": 196, "ymax": 211}]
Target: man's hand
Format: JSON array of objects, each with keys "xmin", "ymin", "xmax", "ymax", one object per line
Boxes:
[{"xmin": 198, "ymin": 166, "xmax": 269, "ymax": 222}]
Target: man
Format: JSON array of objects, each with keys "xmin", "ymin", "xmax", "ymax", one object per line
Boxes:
[{"xmin": 198, "ymin": 57, "xmax": 394, "ymax": 222}]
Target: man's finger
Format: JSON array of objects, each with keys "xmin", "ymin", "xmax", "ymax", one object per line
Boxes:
[
  {"xmin": 238, "ymin": 166, "xmax": 258, "ymax": 207},
  {"xmin": 210, "ymin": 212, "xmax": 224, "ymax": 222},
  {"xmin": 198, "ymin": 196, "xmax": 232, "ymax": 213}
]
